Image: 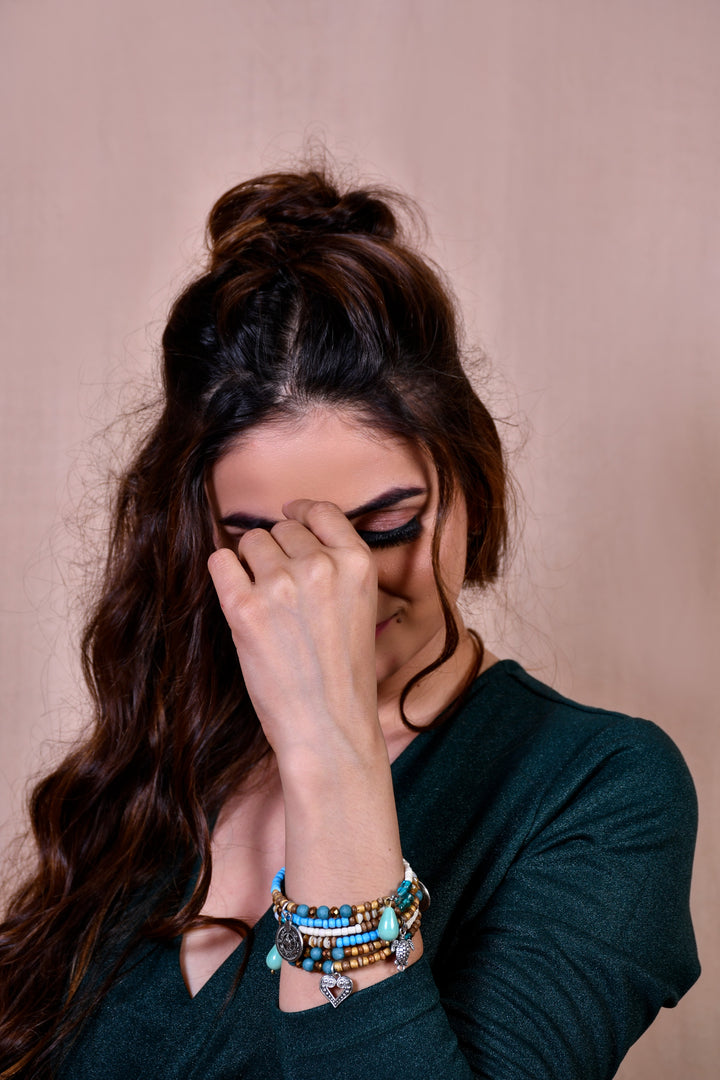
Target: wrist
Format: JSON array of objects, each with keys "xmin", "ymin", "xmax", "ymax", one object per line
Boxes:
[
  {"xmin": 271, "ymin": 859, "xmax": 428, "ymax": 1012},
  {"xmin": 274, "ymin": 713, "xmax": 390, "ymax": 786}
]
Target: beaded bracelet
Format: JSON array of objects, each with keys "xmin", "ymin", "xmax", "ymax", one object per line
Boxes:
[{"xmin": 266, "ymin": 860, "xmax": 430, "ymax": 1007}]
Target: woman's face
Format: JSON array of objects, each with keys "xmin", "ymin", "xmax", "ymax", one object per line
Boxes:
[{"xmin": 207, "ymin": 407, "xmax": 468, "ymax": 699}]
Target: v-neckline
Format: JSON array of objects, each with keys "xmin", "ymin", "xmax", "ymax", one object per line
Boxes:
[
  {"xmin": 177, "ymin": 661, "xmax": 512, "ymax": 1000},
  {"xmin": 176, "ymin": 907, "xmax": 274, "ymax": 1002}
]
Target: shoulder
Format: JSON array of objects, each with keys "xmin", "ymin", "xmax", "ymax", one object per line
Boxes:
[
  {"xmin": 463, "ymin": 659, "xmax": 691, "ymax": 764},
  {"xmin": 491, "ymin": 661, "xmax": 694, "ymax": 799},
  {"xmin": 410, "ymin": 659, "xmax": 697, "ymax": 841},
  {"xmin": 397, "ymin": 658, "xmax": 699, "ymax": 1003}
]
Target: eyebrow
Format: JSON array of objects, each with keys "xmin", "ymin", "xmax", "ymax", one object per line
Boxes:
[{"xmin": 217, "ymin": 485, "xmax": 428, "ymax": 531}]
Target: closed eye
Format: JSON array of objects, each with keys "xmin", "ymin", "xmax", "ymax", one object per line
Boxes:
[{"xmin": 356, "ymin": 516, "xmax": 423, "ymax": 549}]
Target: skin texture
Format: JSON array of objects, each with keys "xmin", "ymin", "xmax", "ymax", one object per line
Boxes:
[{"xmin": 181, "ymin": 407, "xmax": 491, "ymax": 1008}]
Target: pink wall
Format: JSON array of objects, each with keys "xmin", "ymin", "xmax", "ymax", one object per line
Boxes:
[{"xmin": 2, "ymin": 1, "xmax": 718, "ymax": 1074}]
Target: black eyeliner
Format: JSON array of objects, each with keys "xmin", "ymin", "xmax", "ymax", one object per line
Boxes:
[{"xmin": 356, "ymin": 516, "xmax": 423, "ymax": 549}]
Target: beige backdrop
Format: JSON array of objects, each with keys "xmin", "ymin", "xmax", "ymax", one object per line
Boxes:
[{"xmin": 2, "ymin": 1, "xmax": 718, "ymax": 1075}]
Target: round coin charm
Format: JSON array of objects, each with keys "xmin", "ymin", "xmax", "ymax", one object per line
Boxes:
[{"xmin": 275, "ymin": 919, "xmax": 304, "ymax": 962}]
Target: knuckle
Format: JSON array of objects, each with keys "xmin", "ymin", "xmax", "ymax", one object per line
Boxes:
[
  {"xmin": 266, "ymin": 565, "xmax": 296, "ymax": 602},
  {"xmin": 303, "ymin": 550, "xmax": 334, "ymax": 584},
  {"xmin": 345, "ymin": 546, "xmax": 374, "ymax": 576},
  {"xmin": 216, "ymin": 584, "xmax": 252, "ymax": 634}
]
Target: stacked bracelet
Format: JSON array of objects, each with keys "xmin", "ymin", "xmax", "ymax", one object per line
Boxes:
[{"xmin": 265, "ymin": 859, "xmax": 430, "ymax": 1007}]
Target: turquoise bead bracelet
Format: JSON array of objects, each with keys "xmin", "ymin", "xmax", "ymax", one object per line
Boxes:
[{"xmin": 266, "ymin": 859, "xmax": 429, "ymax": 1004}]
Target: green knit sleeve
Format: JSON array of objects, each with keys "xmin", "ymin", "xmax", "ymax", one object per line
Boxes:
[{"xmin": 274, "ymin": 717, "xmax": 699, "ymax": 1079}]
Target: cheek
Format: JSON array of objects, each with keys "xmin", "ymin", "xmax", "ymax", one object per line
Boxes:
[
  {"xmin": 374, "ymin": 504, "xmax": 469, "ymax": 607},
  {"xmin": 374, "ymin": 541, "xmax": 438, "ymax": 603},
  {"xmin": 438, "ymin": 536, "xmax": 468, "ymax": 601}
]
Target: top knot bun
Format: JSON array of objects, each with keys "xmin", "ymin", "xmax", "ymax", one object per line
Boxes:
[{"xmin": 206, "ymin": 170, "xmax": 402, "ymax": 271}]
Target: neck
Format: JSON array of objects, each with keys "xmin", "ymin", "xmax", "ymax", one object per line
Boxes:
[{"xmin": 377, "ymin": 624, "xmax": 493, "ymax": 758}]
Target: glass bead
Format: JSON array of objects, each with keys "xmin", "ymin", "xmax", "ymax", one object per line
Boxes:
[
  {"xmin": 378, "ymin": 905, "xmax": 400, "ymax": 942},
  {"xmin": 265, "ymin": 944, "xmax": 282, "ymax": 971}
]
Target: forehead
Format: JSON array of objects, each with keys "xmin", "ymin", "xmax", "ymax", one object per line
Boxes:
[{"xmin": 209, "ymin": 408, "xmax": 432, "ymax": 515}]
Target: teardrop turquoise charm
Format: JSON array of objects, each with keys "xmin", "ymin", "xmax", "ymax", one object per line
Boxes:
[
  {"xmin": 378, "ymin": 905, "xmax": 400, "ymax": 942},
  {"xmin": 266, "ymin": 944, "xmax": 282, "ymax": 971}
]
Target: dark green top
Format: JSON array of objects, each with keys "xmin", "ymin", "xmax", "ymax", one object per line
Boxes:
[{"xmin": 58, "ymin": 661, "xmax": 699, "ymax": 1079}]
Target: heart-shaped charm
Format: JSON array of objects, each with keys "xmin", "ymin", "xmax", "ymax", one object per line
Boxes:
[{"xmin": 319, "ymin": 973, "xmax": 353, "ymax": 1007}]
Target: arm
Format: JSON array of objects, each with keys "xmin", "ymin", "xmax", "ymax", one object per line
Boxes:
[
  {"xmin": 208, "ymin": 498, "xmax": 422, "ymax": 1014},
  {"xmin": 209, "ymin": 506, "xmax": 698, "ymax": 1077},
  {"xmin": 273, "ymin": 718, "xmax": 699, "ymax": 1079}
]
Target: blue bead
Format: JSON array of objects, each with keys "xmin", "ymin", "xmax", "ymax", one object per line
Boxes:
[
  {"xmin": 266, "ymin": 944, "xmax": 282, "ymax": 971},
  {"xmin": 302, "ymin": 957, "xmax": 315, "ymax": 972},
  {"xmin": 378, "ymin": 905, "xmax": 400, "ymax": 942},
  {"xmin": 322, "ymin": 960, "xmax": 334, "ymax": 974},
  {"xmin": 310, "ymin": 947, "xmax": 322, "ymax": 961},
  {"xmin": 297, "ymin": 904, "xmax": 309, "ymax": 918},
  {"xmin": 332, "ymin": 946, "xmax": 344, "ymax": 960},
  {"xmin": 322, "ymin": 919, "xmax": 329, "ymax": 929},
  {"xmin": 317, "ymin": 905, "xmax": 330, "ymax": 919},
  {"xmin": 339, "ymin": 904, "xmax": 352, "ymax": 919}
]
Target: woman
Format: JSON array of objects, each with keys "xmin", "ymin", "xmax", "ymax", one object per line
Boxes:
[{"xmin": 0, "ymin": 168, "xmax": 699, "ymax": 1078}]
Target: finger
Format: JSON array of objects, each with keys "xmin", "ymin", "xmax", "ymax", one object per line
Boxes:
[
  {"xmin": 207, "ymin": 547, "xmax": 252, "ymax": 614},
  {"xmin": 281, "ymin": 499, "xmax": 360, "ymax": 548},
  {"xmin": 235, "ymin": 526, "xmax": 295, "ymax": 579},
  {"xmin": 269, "ymin": 518, "xmax": 323, "ymax": 558}
]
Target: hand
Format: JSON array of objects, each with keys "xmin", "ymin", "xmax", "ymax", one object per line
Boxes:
[
  {"xmin": 210, "ymin": 498, "xmax": 416, "ymax": 1011},
  {"xmin": 208, "ymin": 499, "xmax": 380, "ymax": 765}
]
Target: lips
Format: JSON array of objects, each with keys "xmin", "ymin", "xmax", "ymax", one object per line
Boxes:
[{"xmin": 375, "ymin": 614, "xmax": 397, "ymax": 637}]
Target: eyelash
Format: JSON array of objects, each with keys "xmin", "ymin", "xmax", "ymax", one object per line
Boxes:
[{"xmin": 356, "ymin": 516, "xmax": 423, "ymax": 549}]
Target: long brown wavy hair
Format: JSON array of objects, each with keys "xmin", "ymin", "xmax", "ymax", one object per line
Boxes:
[{"xmin": 0, "ymin": 167, "xmax": 509, "ymax": 1077}]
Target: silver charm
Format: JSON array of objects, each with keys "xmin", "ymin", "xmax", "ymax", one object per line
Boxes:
[
  {"xmin": 391, "ymin": 936, "xmax": 415, "ymax": 971},
  {"xmin": 319, "ymin": 973, "xmax": 354, "ymax": 1007},
  {"xmin": 275, "ymin": 920, "xmax": 303, "ymax": 962}
]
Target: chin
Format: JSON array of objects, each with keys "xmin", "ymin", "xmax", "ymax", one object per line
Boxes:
[{"xmin": 374, "ymin": 650, "xmax": 406, "ymax": 687}]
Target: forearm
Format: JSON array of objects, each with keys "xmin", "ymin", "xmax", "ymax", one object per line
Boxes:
[{"xmin": 277, "ymin": 728, "xmax": 422, "ymax": 1011}]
